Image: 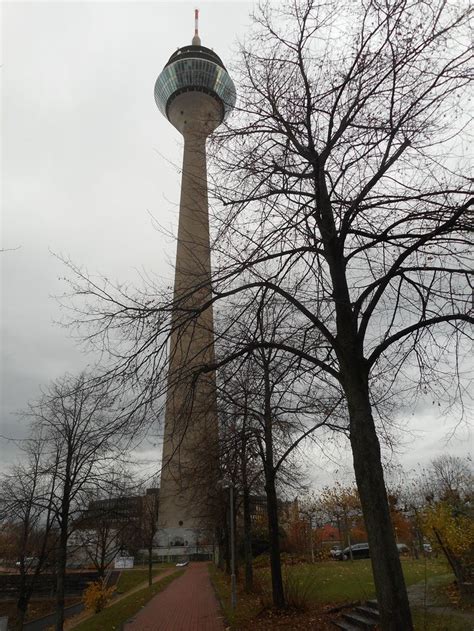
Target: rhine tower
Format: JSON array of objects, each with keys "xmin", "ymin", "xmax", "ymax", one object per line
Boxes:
[{"xmin": 154, "ymin": 11, "xmax": 236, "ymax": 558}]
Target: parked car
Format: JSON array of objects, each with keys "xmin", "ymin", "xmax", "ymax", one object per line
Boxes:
[
  {"xmin": 15, "ymin": 557, "xmax": 39, "ymax": 569},
  {"xmin": 66, "ymin": 561, "xmax": 83, "ymax": 569},
  {"xmin": 176, "ymin": 560, "xmax": 189, "ymax": 567},
  {"xmin": 396, "ymin": 543, "xmax": 410, "ymax": 555},
  {"xmin": 338, "ymin": 543, "xmax": 370, "ymax": 560},
  {"xmin": 330, "ymin": 545, "xmax": 342, "ymax": 559}
]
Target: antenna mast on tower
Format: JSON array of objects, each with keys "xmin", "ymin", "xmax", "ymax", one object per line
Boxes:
[{"xmin": 192, "ymin": 8, "xmax": 201, "ymax": 46}]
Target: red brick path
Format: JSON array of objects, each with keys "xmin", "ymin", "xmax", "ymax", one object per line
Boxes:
[{"xmin": 124, "ymin": 562, "xmax": 225, "ymax": 631}]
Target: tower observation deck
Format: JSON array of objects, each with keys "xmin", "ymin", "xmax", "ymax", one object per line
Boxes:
[
  {"xmin": 154, "ymin": 45, "xmax": 236, "ymax": 120},
  {"xmin": 154, "ymin": 13, "xmax": 235, "ymax": 560}
]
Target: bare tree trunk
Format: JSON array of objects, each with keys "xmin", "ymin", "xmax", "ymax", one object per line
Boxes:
[
  {"xmin": 55, "ymin": 486, "xmax": 71, "ymax": 631},
  {"xmin": 240, "ymin": 409, "xmax": 253, "ymax": 592},
  {"xmin": 99, "ymin": 542, "xmax": 106, "ymax": 579},
  {"xmin": 55, "ymin": 527, "xmax": 68, "ymax": 631},
  {"xmin": 317, "ymin": 163, "xmax": 413, "ymax": 630},
  {"xmin": 16, "ymin": 517, "xmax": 31, "ymax": 629},
  {"xmin": 242, "ymin": 483, "xmax": 253, "ymax": 592},
  {"xmin": 308, "ymin": 517, "xmax": 315, "ymax": 563},
  {"xmin": 432, "ymin": 528, "xmax": 466, "ymax": 586},
  {"xmin": 336, "ymin": 515, "xmax": 342, "ymax": 546},
  {"xmin": 17, "ymin": 593, "xmax": 28, "ymax": 631},
  {"xmin": 148, "ymin": 545, "xmax": 153, "ymax": 586},
  {"xmin": 346, "ymin": 375, "xmax": 413, "ymax": 630},
  {"xmin": 263, "ymin": 359, "xmax": 285, "ymax": 609},
  {"xmin": 15, "ymin": 504, "xmax": 55, "ymax": 629},
  {"xmin": 216, "ymin": 523, "xmax": 226, "ymax": 571},
  {"xmin": 265, "ymin": 471, "xmax": 285, "ymax": 609},
  {"xmin": 223, "ymin": 517, "xmax": 231, "ymax": 575}
]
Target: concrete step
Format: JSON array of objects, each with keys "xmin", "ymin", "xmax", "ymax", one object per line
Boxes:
[
  {"xmin": 355, "ymin": 605, "xmax": 380, "ymax": 620},
  {"xmin": 331, "ymin": 621, "xmax": 365, "ymax": 631},
  {"xmin": 342, "ymin": 611, "xmax": 379, "ymax": 629},
  {"xmin": 331, "ymin": 599, "xmax": 380, "ymax": 630}
]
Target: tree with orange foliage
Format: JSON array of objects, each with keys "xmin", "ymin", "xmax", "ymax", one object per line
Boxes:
[
  {"xmin": 318, "ymin": 483, "xmax": 362, "ymax": 560},
  {"xmin": 419, "ymin": 456, "xmax": 474, "ymax": 593},
  {"xmin": 285, "ymin": 510, "xmax": 312, "ymax": 558}
]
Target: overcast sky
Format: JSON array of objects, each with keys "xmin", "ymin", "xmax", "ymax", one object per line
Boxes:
[{"xmin": 1, "ymin": 1, "xmax": 471, "ymax": 483}]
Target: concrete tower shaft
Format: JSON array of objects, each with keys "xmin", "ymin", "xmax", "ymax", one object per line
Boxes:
[
  {"xmin": 158, "ymin": 104, "xmax": 218, "ymax": 544},
  {"xmin": 168, "ymin": 91, "xmax": 223, "ymax": 137},
  {"xmin": 154, "ymin": 22, "xmax": 235, "ymax": 556}
]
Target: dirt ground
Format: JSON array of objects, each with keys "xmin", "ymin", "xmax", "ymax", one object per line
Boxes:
[
  {"xmin": 238, "ymin": 606, "xmax": 348, "ymax": 630},
  {"xmin": 0, "ymin": 598, "xmax": 80, "ymax": 627}
]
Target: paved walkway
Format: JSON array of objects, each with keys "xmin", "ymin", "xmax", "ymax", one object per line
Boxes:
[
  {"xmin": 124, "ymin": 562, "xmax": 225, "ymax": 631},
  {"xmin": 408, "ymin": 576, "xmax": 474, "ymax": 626},
  {"xmin": 66, "ymin": 567, "xmax": 177, "ymax": 629}
]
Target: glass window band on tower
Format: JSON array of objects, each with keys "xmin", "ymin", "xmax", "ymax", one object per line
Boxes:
[{"xmin": 154, "ymin": 46, "xmax": 236, "ymax": 120}]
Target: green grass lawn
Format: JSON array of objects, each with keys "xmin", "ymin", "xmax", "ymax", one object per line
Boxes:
[
  {"xmin": 74, "ymin": 569, "xmax": 184, "ymax": 631},
  {"xmin": 412, "ymin": 609, "xmax": 471, "ymax": 631},
  {"xmin": 115, "ymin": 567, "xmax": 164, "ymax": 594},
  {"xmin": 278, "ymin": 558, "xmax": 451, "ymax": 604},
  {"xmin": 210, "ymin": 563, "xmax": 260, "ymax": 629},
  {"xmin": 211, "ymin": 558, "xmax": 460, "ymax": 630},
  {"xmin": 408, "ymin": 571, "xmax": 474, "ymax": 630}
]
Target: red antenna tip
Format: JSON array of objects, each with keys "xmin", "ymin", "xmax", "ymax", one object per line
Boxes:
[{"xmin": 192, "ymin": 8, "xmax": 201, "ymax": 45}]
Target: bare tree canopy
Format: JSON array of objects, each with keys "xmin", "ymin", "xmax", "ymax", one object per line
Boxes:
[
  {"xmin": 209, "ymin": 0, "xmax": 472, "ymax": 395},
  {"xmin": 59, "ymin": 1, "xmax": 472, "ymax": 629},
  {"xmin": 204, "ymin": 1, "xmax": 472, "ymax": 627},
  {"xmin": 28, "ymin": 373, "xmax": 129, "ymax": 631},
  {"xmin": 0, "ymin": 437, "xmax": 57, "ymax": 630}
]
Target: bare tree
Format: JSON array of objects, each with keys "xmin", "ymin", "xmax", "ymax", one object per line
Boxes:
[
  {"xmin": 405, "ymin": 455, "xmax": 474, "ymax": 591},
  {"xmin": 0, "ymin": 437, "xmax": 56, "ymax": 630},
  {"xmin": 58, "ymin": 0, "xmax": 472, "ymax": 627},
  {"xmin": 29, "ymin": 373, "xmax": 126, "ymax": 631},
  {"xmin": 139, "ymin": 484, "xmax": 160, "ymax": 586},
  {"xmin": 426, "ymin": 454, "xmax": 473, "ymax": 502},
  {"xmin": 74, "ymin": 468, "xmax": 138, "ymax": 578},
  {"xmin": 198, "ymin": 1, "xmax": 472, "ymax": 627},
  {"xmin": 216, "ymin": 294, "xmax": 344, "ymax": 607},
  {"xmin": 217, "ymin": 372, "xmax": 257, "ymax": 588}
]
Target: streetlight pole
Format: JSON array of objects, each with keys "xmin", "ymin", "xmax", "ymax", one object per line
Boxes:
[
  {"xmin": 309, "ymin": 515, "xmax": 315, "ymax": 563},
  {"xmin": 218, "ymin": 478, "xmax": 238, "ymax": 610},
  {"xmin": 217, "ymin": 478, "xmax": 237, "ymax": 609}
]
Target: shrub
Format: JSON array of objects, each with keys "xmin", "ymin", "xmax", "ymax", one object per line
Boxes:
[
  {"xmin": 283, "ymin": 566, "xmax": 313, "ymax": 611},
  {"xmin": 253, "ymin": 553, "xmax": 270, "ymax": 569},
  {"xmin": 252, "ymin": 570, "xmax": 273, "ymax": 609},
  {"xmin": 280, "ymin": 553, "xmax": 308, "ymax": 566},
  {"xmin": 82, "ymin": 580, "xmax": 116, "ymax": 613},
  {"xmin": 421, "ymin": 501, "xmax": 474, "ymax": 588}
]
